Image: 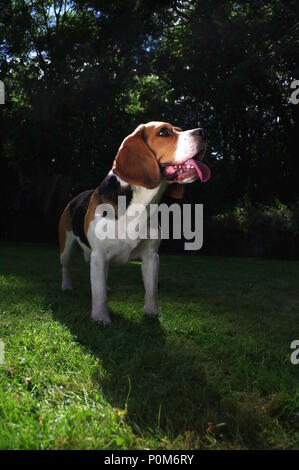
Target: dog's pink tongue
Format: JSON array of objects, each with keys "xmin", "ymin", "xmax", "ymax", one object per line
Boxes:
[{"xmin": 186, "ymin": 159, "xmax": 211, "ymax": 182}]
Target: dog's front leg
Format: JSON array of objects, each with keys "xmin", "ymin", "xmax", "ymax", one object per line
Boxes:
[
  {"xmin": 90, "ymin": 250, "xmax": 111, "ymax": 324},
  {"xmin": 141, "ymin": 251, "xmax": 160, "ymax": 317}
]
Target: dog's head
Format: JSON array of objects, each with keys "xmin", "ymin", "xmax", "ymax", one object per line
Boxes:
[{"xmin": 113, "ymin": 121, "xmax": 211, "ymax": 192}]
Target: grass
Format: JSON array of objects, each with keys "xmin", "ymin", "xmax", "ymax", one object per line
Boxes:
[{"xmin": 0, "ymin": 242, "xmax": 299, "ymax": 449}]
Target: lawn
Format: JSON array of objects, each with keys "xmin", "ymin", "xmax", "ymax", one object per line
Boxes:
[{"xmin": 0, "ymin": 242, "xmax": 298, "ymax": 449}]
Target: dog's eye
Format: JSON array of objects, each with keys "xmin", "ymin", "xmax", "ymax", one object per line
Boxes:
[{"xmin": 158, "ymin": 127, "xmax": 172, "ymax": 137}]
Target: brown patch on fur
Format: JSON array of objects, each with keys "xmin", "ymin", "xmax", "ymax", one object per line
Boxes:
[
  {"xmin": 84, "ymin": 190, "xmax": 101, "ymax": 240},
  {"xmin": 83, "ymin": 179, "xmax": 133, "ymax": 239},
  {"xmin": 113, "ymin": 125, "xmax": 161, "ymax": 189},
  {"xmin": 58, "ymin": 204, "xmax": 72, "ymax": 253},
  {"xmin": 167, "ymin": 183, "xmax": 184, "ymax": 199},
  {"xmin": 100, "ymin": 196, "xmax": 120, "ymax": 218}
]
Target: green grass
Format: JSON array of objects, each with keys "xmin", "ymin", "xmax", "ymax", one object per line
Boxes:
[{"xmin": 0, "ymin": 242, "xmax": 299, "ymax": 449}]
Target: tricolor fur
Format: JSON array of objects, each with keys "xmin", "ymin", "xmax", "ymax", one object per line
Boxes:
[{"xmin": 58, "ymin": 121, "xmax": 210, "ymax": 324}]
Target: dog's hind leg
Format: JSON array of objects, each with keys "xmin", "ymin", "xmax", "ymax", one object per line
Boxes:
[
  {"xmin": 60, "ymin": 232, "xmax": 76, "ymax": 290},
  {"xmin": 59, "ymin": 205, "xmax": 75, "ymax": 290}
]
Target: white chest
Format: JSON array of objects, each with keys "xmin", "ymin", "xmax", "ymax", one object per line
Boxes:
[{"xmin": 87, "ymin": 183, "xmax": 167, "ymax": 264}]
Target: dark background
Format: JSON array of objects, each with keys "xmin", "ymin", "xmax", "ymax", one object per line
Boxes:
[{"xmin": 0, "ymin": 0, "xmax": 298, "ymax": 257}]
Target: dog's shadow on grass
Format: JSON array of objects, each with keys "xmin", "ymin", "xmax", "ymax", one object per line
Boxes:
[
  {"xmin": 56, "ymin": 310, "xmax": 214, "ymax": 437},
  {"xmin": 1, "ymin": 246, "xmax": 215, "ymax": 438},
  {"xmin": 47, "ymin": 261, "xmax": 216, "ymax": 437}
]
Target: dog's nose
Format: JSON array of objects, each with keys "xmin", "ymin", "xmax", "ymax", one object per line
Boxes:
[{"xmin": 192, "ymin": 128, "xmax": 207, "ymax": 141}]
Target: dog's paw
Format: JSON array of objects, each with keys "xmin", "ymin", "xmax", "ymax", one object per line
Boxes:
[
  {"xmin": 91, "ymin": 311, "xmax": 112, "ymax": 325},
  {"xmin": 61, "ymin": 281, "xmax": 73, "ymax": 291},
  {"xmin": 143, "ymin": 306, "xmax": 161, "ymax": 317}
]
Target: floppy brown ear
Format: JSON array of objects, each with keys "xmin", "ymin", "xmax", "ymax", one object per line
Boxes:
[
  {"xmin": 113, "ymin": 125, "xmax": 161, "ymax": 189},
  {"xmin": 167, "ymin": 183, "xmax": 184, "ymax": 199}
]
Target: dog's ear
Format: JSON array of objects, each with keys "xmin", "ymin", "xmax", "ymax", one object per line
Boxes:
[
  {"xmin": 173, "ymin": 126, "xmax": 183, "ymax": 132},
  {"xmin": 113, "ymin": 125, "xmax": 161, "ymax": 189},
  {"xmin": 167, "ymin": 183, "xmax": 184, "ymax": 199}
]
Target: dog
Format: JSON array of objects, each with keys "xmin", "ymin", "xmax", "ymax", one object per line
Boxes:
[{"xmin": 58, "ymin": 121, "xmax": 211, "ymax": 324}]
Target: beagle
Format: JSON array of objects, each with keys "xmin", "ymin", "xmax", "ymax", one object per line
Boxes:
[{"xmin": 58, "ymin": 122, "xmax": 211, "ymax": 324}]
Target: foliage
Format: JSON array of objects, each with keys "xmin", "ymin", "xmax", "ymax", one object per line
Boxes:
[
  {"xmin": 0, "ymin": 1, "xmax": 298, "ymax": 251},
  {"xmin": 207, "ymin": 199, "xmax": 299, "ymax": 257}
]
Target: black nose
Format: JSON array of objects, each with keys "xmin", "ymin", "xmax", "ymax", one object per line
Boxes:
[{"xmin": 193, "ymin": 128, "xmax": 207, "ymax": 141}]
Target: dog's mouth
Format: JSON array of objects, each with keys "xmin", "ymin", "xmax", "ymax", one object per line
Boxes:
[{"xmin": 161, "ymin": 148, "xmax": 211, "ymax": 183}]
